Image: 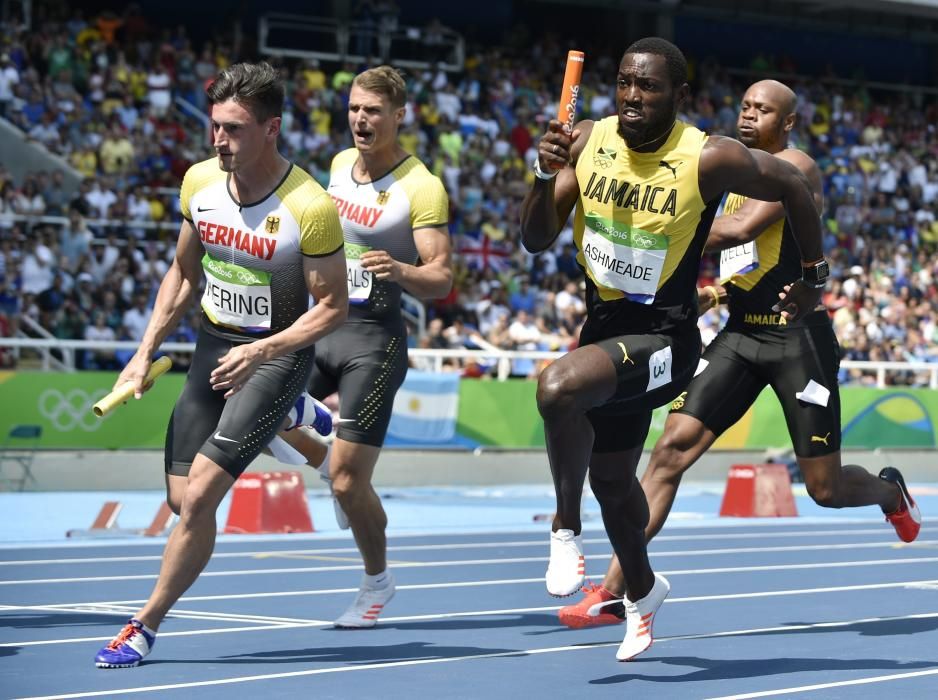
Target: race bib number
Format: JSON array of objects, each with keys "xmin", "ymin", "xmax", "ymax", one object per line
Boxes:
[
  {"xmin": 646, "ymin": 345, "xmax": 673, "ymax": 392},
  {"xmin": 345, "ymin": 242, "xmax": 373, "ymax": 305},
  {"xmin": 201, "ymin": 255, "xmax": 272, "ymax": 331},
  {"xmin": 720, "ymin": 242, "xmax": 759, "ymax": 281},
  {"xmin": 582, "ymin": 213, "xmax": 667, "ymax": 305}
]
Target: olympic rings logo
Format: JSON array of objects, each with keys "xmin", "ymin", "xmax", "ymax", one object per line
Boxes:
[
  {"xmin": 631, "ymin": 234, "xmax": 658, "ymax": 249},
  {"xmin": 235, "ymin": 270, "xmax": 263, "ymax": 284},
  {"xmin": 38, "ymin": 388, "xmax": 109, "ymax": 432}
]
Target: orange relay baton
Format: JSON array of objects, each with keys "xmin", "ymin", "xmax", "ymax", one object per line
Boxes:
[{"xmin": 557, "ymin": 50, "xmax": 585, "ymax": 135}]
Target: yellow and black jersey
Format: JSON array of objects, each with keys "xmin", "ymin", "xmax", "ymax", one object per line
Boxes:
[
  {"xmin": 328, "ymin": 148, "xmax": 448, "ymax": 327},
  {"xmin": 180, "ymin": 157, "xmax": 343, "ymax": 339},
  {"xmin": 719, "ymin": 192, "xmax": 825, "ymax": 330},
  {"xmin": 573, "ymin": 116, "xmax": 720, "ymax": 333}
]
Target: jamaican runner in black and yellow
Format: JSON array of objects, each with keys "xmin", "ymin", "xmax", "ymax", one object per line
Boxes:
[
  {"xmin": 557, "ymin": 78, "xmax": 921, "ymax": 641},
  {"xmin": 521, "ymin": 39, "xmax": 827, "ymax": 662}
]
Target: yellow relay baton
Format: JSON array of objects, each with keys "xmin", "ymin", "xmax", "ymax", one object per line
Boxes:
[{"xmin": 92, "ymin": 356, "xmax": 173, "ymax": 418}]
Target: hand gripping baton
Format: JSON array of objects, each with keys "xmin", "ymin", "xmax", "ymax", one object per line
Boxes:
[{"xmin": 92, "ymin": 356, "xmax": 173, "ymax": 417}]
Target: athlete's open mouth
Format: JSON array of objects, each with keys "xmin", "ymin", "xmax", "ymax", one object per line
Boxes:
[
  {"xmin": 621, "ymin": 108, "xmax": 643, "ymax": 123},
  {"xmin": 354, "ymin": 129, "xmax": 375, "ymax": 145}
]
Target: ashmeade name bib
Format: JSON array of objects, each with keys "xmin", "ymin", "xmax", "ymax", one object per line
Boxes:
[
  {"xmin": 719, "ymin": 242, "xmax": 759, "ymax": 281},
  {"xmin": 582, "ymin": 212, "xmax": 668, "ymax": 304},
  {"xmin": 345, "ymin": 242, "xmax": 373, "ymax": 305},
  {"xmin": 201, "ymin": 254, "xmax": 272, "ymax": 331}
]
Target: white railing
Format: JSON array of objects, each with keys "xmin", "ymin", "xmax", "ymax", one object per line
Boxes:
[
  {"xmin": 13, "ymin": 317, "xmax": 70, "ymax": 371},
  {"xmin": 1, "ymin": 337, "xmax": 936, "ymax": 387}
]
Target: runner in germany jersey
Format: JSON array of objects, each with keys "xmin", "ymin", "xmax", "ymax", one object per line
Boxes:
[
  {"xmin": 327, "ymin": 147, "xmax": 448, "ymax": 334},
  {"xmin": 94, "ymin": 62, "xmax": 350, "ymax": 670},
  {"xmin": 310, "ymin": 147, "xmax": 448, "ymax": 446},
  {"xmin": 182, "ymin": 157, "xmax": 343, "ymax": 339},
  {"xmin": 275, "ymin": 66, "xmax": 453, "ymax": 631}
]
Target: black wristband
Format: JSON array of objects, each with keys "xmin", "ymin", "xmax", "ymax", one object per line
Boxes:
[{"xmin": 801, "ymin": 259, "xmax": 830, "ymax": 287}]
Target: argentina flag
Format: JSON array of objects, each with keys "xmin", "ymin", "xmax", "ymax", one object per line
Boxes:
[{"xmin": 387, "ymin": 370, "xmax": 460, "ymax": 443}]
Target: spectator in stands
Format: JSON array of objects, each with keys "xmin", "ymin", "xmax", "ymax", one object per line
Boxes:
[
  {"xmin": 121, "ymin": 292, "xmax": 150, "ymax": 341},
  {"xmin": 59, "ymin": 208, "xmax": 93, "ymax": 266},
  {"xmin": 146, "ymin": 64, "xmax": 171, "ymax": 117},
  {"xmin": 12, "ymin": 179, "xmax": 45, "ymax": 218},
  {"xmin": 0, "ymin": 53, "xmax": 19, "ymax": 118},
  {"xmin": 20, "ymin": 234, "xmax": 54, "ymax": 295},
  {"xmin": 42, "ymin": 171, "xmax": 70, "ymax": 216}
]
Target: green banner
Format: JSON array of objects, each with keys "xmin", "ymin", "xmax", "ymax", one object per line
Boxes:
[
  {"xmin": 0, "ymin": 370, "xmax": 185, "ymax": 449},
  {"xmin": 456, "ymin": 380, "xmax": 544, "ymax": 447},
  {"xmin": 455, "ymin": 381, "xmax": 938, "ymax": 450},
  {"xmin": 1, "ymin": 371, "xmax": 936, "ymax": 451}
]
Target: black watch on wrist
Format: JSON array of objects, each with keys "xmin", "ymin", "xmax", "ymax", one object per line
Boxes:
[{"xmin": 801, "ymin": 259, "xmax": 830, "ymax": 288}]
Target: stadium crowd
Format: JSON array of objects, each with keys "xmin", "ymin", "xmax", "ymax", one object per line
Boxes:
[{"xmin": 1, "ymin": 5, "xmax": 937, "ymax": 384}]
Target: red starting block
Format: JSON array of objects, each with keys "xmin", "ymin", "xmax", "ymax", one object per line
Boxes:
[
  {"xmin": 67, "ymin": 501, "xmax": 177, "ymax": 538},
  {"xmin": 719, "ymin": 463, "xmax": 798, "ymax": 518},
  {"xmin": 224, "ymin": 471, "xmax": 314, "ymax": 534}
]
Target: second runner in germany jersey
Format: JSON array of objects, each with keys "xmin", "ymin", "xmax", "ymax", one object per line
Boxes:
[{"xmin": 327, "ymin": 148, "xmax": 448, "ymax": 331}]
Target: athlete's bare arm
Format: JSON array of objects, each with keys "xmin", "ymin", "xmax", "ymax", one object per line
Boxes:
[
  {"xmin": 117, "ymin": 220, "xmax": 203, "ymax": 397},
  {"xmin": 700, "ymin": 137, "xmax": 823, "ymax": 261},
  {"xmin": 210, "ymin": 248, "xmax": 349, "ymax": 397},
  {"xmin": 706, "ymin": 149, "xmax": 823, "ymax": 252},
  {"xmin": 520, "ymin": 119, "xmax": 593, "ymax": 253},
  {"xmin": 699, "ymin": 136, "xmax": 823, "ymax": 321},
  {"xmin": 360, "ymin": 225, "xmax": 453, "ymax": 299}
]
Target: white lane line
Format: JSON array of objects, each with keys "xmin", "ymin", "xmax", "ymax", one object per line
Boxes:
[
  {"xmin": 0, "ymin": 518, "xmax": 901, "ymax": 553},
  {"xmin": 0, "ymin": 556, "xmax": 541, "ymax": 586},
  {"xmin": 4, "ymin": 623, "xmax": 302, "ymax": 648},
  {"xmin": 3, "ymin": 541, "xmax": 935, "ymax": 586},
  {"xmin": 13, "ymin": 612, "xmax": 938, "ymax": 700},
  {"xmin": 0, "ymin": 528, "xmax": 899, "ymax": 567},
  {"xmin": 3, "ymin": 558, "xmax": 937, "ymax": 608},
  {"xmin": 2, "ymin": 603, "xmax": 318, "ymax": 627},
  {"xmin": 4, "ymin": 579, "xmax": 937, "ymax": 649},
  {"xmin": 665, "ymin": 579, "xmax": 938, "ymax": 604},
  {"xmin": 705, "ymin": 667, "xmax": 938, "ymax": 699}
]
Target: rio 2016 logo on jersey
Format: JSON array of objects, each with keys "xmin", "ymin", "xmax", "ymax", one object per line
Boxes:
[{"xmin": 265, "ymin": 216, "xmax": 280, "ymax": 234}]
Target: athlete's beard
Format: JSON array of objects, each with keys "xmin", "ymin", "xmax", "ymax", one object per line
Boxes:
[{"xmin": 618, "ymin": 115, "xmax": 674, "ymax": 150}]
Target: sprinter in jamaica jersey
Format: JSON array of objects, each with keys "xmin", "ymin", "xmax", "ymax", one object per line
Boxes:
[
  {"xmin": 521, "ymin": 39, "xmax": 827, "ymax": 662},
  {"xmin": 556, "ymin": 78, "xmax": 920, "ymax": 639}
]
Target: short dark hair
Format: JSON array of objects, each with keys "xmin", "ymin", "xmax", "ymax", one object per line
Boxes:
[
  {"xmin": 353, "ymin": 65, "xmax": 407, "ymax": 109},
  {"xmin": 624, "ymin": 37, "xmax": 688, "ymax": 89},
  {"xmin": 206, "ymin": 62, "xmax": 284, "ymax": 122}
]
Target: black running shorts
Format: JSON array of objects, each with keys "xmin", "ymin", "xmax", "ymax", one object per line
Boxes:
[
  {"xmin": 165, "ymin": 324, "xmax": 315, "ymax": 478},
  {"xmin": 582, "ymin": 323, "xmax": 702, "ymax": 453},
  {"xmin": 307, "ymin": 322, "xmax": 408, "ymax": 447},
  {"xmin": 671, "ymin": 320, "xmax": 841, "ymax": 457}
]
